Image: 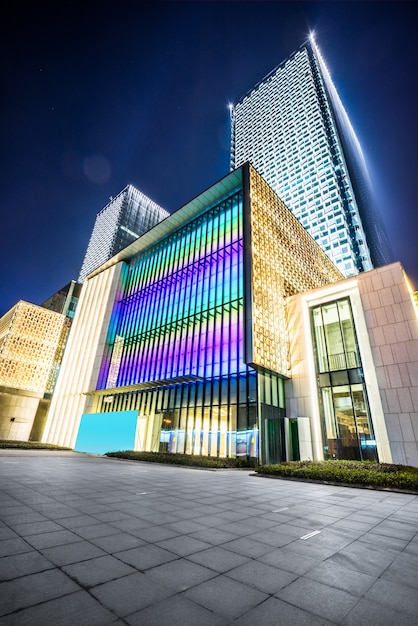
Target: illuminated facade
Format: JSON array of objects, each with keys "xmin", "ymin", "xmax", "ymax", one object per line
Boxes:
[
  {"xmin": 44, "ymin": 164, "xmax": 342, "ymax": 462},
  {"xmin": 230, "ymin": 36, "xmax": 392, "ymax": 278},
  {"xmin": 0, "ymin": 301, "xmax": 70, "ymax": 441},
  {"xmin": 286, "ymin": 262, "xmax": 418, "ymax": 466},
  {"xmin": 78, "ymin": 184, "xmax": 169, "ymax": 283}
]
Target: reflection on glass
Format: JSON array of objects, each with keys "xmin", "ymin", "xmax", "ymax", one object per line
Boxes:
[{"xmin": 312, "ymin": 298, "xmax": 377, "ymax": 461}]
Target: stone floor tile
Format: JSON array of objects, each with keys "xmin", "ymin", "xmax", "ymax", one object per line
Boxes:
[
  {"xmin": 156, "ymin": 535, "xmax": 212, "ymax": 556},
  {"xmin": 73, "ymin": 503, "xmax": 112, "ymax": 515},
  {"xmin": 282, "ymin": 532, "xmax": 355, "ymax": 561},
  {"xmin": 35, "ymin": 504, "xmax": 81, "ymax": 519},
  {"xmin": 124, "ymin": 593, "xmax": 227, "ymax": 626},
  {"xmin": 248, "ymin": 529, "xmax": 296, "ymax": 548},
  {"xmin": 192, "ymin": 514, "xmax": 235, "ymax": 528},
  {"xmin": 189, "ymin": 527, "xmax": 239, "ymax": 546},
  {"xmin": 90, "ymin": 532, "xmax": 145, "ymax": 553},
  {"xmin": 0, "ymin": 537, "xmax": 32, "ymax": 558},
  {"xmin": 134, "ymin": 512, "xmax": 179, "ymax": 525},
  {"xmin": 90, "ymin": 571, "xmax": 174, "ymax": 617},
  {"xmin": 275, "ymin": 576, "xmax": 359, "ymax": 622},
  {"xmin": 304, "ymin": 560, "xmax": 376, "ymax": 595},
  {"xmin": 25, "ymin": 529, "xmax": 81, "ymax": 550},
  {"xmin": 0, "ymin": 528, "xmax": 18, "ymax": 541},
  {"xmin": 342, "ymin": 597, "xmax": 413, "ymax": 626},
  {"xmin": 222, "ymin": 536, "xmax": 273, "ymax": 559},
  {"xmin": 187, "ymin": 546, "xmax": 250, "ymax": 572},
  {"xmin": 132, "ymin": 524, "xmax": 179, "ymax": 543},
  {"xmin": 226, "ymin": 560, "xmax": 297, "ymax": 594},
  {"xmin": 63, "ymin": 554, "xmax": 136, "ymax": 587},
  {"xmin": 268, "ymin": 522, "xmax": 315, "ymax": 539},
  {"xmin": 146, "ymin": 557, "xmax": 217, "ymax": 591},
  {"xmin": 1, "ymin": 512, "xmax": 49, "ymax": 526},
  {"xmin": 40, "ymin": 540, "xmax": 107, "ymax": 566},
  {"xmin": 10, "ymin": 520, "xmax": 63, "ymax": 537},
  {"xmin": 230, "ymin": 596, "xmax": 335, "ymax": 626},
  {"xmin": 110, "ymin": 517, "xmax": 153, "ymax": 533},
  {"xmin": 184, "ymin": 574, "xmax": 268, "ymax": 620},
  {"xmin": 371, "ymin": 520, "xmax": 418, "ymax": 541},
  {"xmin": 216, "ymin": 521, "xmax": 260, "ymax": 537},
  {"xmin": 0, "ymin": 569, "xmax": 80, "ymax": 617},
  {"xmin": 91, "ymin": 510, "xmax": 132, "ymax": 523},
  {"xmin": 404, "ymin": 541, "xmax": 418, "ymax": 556},
  {"xmin": 365, "ymin": 577, "xmax": 418, "ymax": 616},
  {"xmin": 0, "ymin": 589, "xmax": 117, "ymax": 626},
  {"xmin": 72, "ymin": 523, "xmax": 121, "ymax": 540},
  {"xmin": 0, "ymin": 550, "xmax": 54, "ymax": 581},
  {"xmin": 164, "ymin": 520, "xmax": 207, "ymax": 535},
  {"xmin": 327, "ymin": 540, "xmax": 399, "ymax": 577},
  {"xmin": 214, "ymin": 510, "xmax": 251, "ymax": 523},
  {"xmin": 115, "ymin": 543, "xmax": 178, "ymax": 570},
  {"xmin": 1, "ymin": 452, "xmax": 417, "ymax": 626},
  {"xmin": 57, "ymin": 515, "xmax": 98, "ymax": 529}
]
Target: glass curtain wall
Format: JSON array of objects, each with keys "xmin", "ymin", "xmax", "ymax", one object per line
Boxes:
[
  {"xmin": 96, "ymin": 189, "xmax": 259, "ymax": 458},
  {"xmin": 311, "ymin": 298, "xmax": 377, "ymax": 461},
  {"xmin": 257, "ymin": 370, "xmax": 286, "ymax": 464}
]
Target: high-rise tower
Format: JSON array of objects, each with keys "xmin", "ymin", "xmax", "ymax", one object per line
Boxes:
[
  {"xmin": 78, "ymin": 184, "xmax": 169, "ymax": 283},
  {"xmin": 230, "ymin": 35, "xmax": 392, "ymax": 277}
]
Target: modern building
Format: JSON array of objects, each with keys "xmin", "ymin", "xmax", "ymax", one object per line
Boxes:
[
  {"xmin": 0, "ymin": 301, "xmax": 70, "ymax": 441},
  {"xmin": 41, "ymin": 280, "xmax": 82, "ymax": 319},
  {"xmin": 42, "ymin": 165, "xmax": 418, "ymax": 466},
  {"xmin": 286, "ymin": 262, "xmax": 418, "ymax": 466},
  {"xmin": 43, "ymin": 164, "xmax": 343, "ymax": 461},
  {"xmin": 230, "ymin": 35, "xmax": 392, "ymax": 278},
  {"xmin": 78, "ymin": 184, "xmax": 169, "ymax": 283}
]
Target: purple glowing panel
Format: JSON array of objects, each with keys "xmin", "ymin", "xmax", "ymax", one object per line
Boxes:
[{"xmin": 98, "ymin": 191, "xmax": 245, "ymax": 389}]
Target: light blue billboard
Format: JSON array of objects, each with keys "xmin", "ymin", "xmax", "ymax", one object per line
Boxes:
[{"xmin": 75, "ymin": 410, "xmax": 138, "ymax": 455}]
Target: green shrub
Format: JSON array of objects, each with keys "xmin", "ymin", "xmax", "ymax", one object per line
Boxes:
[
  {"xmin": 105, "ymin": 450, "xmax": 256, "ymax": 469},
  {"xmin": 0, "ymin": 440, "xmax": 72, "ymax": 450},
  {"xmin": 257, "ymin": 460, "xmax": 418, "ymax": 491}
]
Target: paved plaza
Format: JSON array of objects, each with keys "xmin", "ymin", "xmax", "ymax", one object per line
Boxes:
[{"xmin": 0, "ymin": 450, "xmax": 418, "ymax": 625}]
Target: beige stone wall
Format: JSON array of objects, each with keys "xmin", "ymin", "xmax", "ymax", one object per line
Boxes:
[
  {"xmin": 357, "ymin": 263, "xmax": 418, "ymax": 466},
  {"xmin": 0, "ymin": 301, "xmax": 68, "ymax": 394},
  {"xmin": 285, "ymin": 263, "xmax": 418, "ymax": 466},
  {"xmin": 0, "ymin": 386, "xmax": 43, "ymax": 441},
  {"xmin": 43, "ymin": 262, "xmax": 123, "ymax": 448}
]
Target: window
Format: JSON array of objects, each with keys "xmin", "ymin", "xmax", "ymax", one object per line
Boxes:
[{"xmin": 310, "ymin": 298, "xmax": 377, "ymax": 462}]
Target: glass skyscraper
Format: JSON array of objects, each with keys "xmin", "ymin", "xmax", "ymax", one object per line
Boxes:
[
  {"xmin": 78, "ymin": 184, "xmax": 169, "ymax": 283},
  {"xmin": 230, "ymin": 35, "xmax": 392, "ymax": 277}
]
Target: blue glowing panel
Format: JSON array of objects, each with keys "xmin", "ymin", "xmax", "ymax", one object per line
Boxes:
[
  {"xmin": 98, "ymin": 191, "xmax": 246, "ymax": 390},
  {"xmin": 74, "ymin": 410, "xmax": 138, "ymax": 455}
]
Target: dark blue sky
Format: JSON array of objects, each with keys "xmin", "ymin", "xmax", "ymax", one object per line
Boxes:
[{"xmin": 1, "ymin": 1, "xmax": 417, "ymax": 316}]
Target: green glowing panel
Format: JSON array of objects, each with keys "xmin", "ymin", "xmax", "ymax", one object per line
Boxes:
[{"xmin": 75, "ymin": 410, "xmax": 138, "ymax": 455}]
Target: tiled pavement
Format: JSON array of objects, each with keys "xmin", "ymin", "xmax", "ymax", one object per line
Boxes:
[{"xmin": 1, "ymin": 451, "xmax": 418, "ymax": 625}]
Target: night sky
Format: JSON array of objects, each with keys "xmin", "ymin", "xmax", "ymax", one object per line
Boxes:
[{"xmin": 1, "ymin": 1, "xmax": 417, "ymax": 317}]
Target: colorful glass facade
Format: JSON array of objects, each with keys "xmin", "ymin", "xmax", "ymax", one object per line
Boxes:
[
  {"xmin": 79, "ymin": 164, "xmax": 342, "ymax": 462},
  {"xmin": 94, "ymin": 181, "xmax": 258, "ymax": 458}
]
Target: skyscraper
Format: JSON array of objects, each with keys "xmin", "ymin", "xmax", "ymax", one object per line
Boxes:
[
  {"xmin": 78, "ymin": 184, "xmax": 169, "ymax": 283},
  {"xmin": 230, "ymin": 35, "xmax": 392, "ymax": 277}
]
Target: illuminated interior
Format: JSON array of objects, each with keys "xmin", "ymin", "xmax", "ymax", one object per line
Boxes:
[{"xmin": 311, "ymin": 297, "xmax": 377, "ymax": 460}]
